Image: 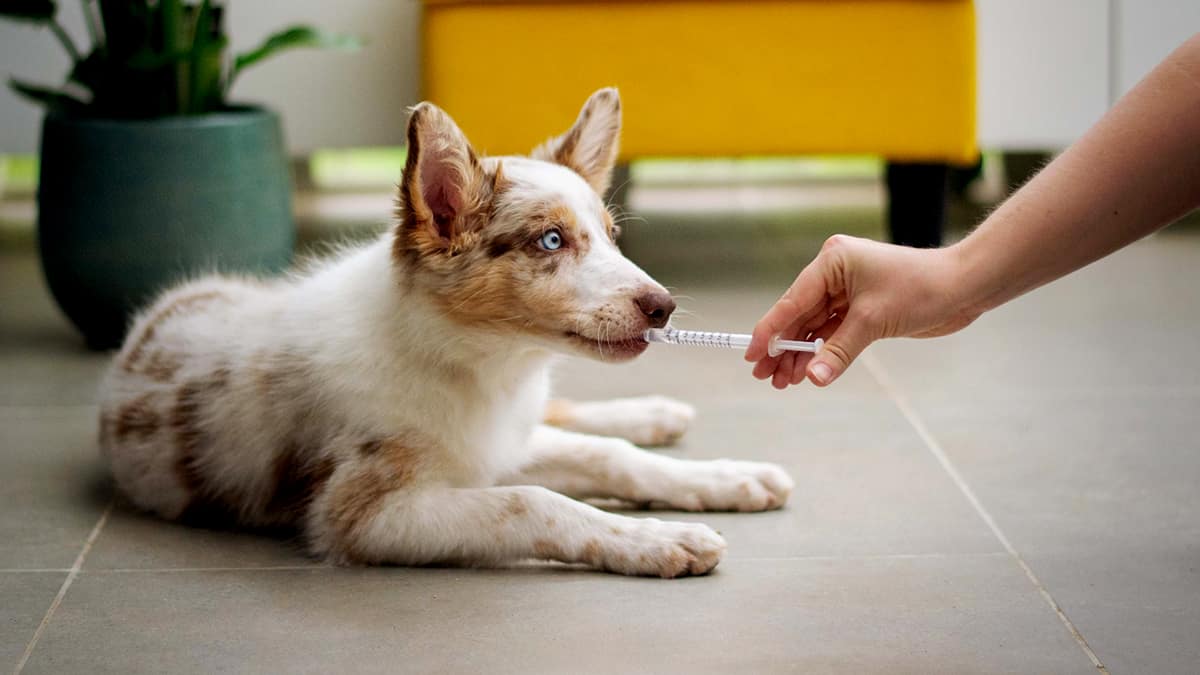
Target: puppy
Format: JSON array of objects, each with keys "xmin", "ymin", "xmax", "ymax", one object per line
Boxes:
[{"xmin": 98, "ymin": 88, "xmax": 794, "ymax": 577}]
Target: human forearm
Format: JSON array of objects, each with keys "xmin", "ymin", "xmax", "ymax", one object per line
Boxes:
[{"xmin": 953, "ymin": 33, "xmax": 1200, "ymax": 315}]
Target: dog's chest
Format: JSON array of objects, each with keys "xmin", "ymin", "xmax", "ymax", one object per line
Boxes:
[
  {"xmin": 370, "ymin": 357, "xmax": 550, "ymax": 485},
  {"xmin": 459, "ymin": 368, "xmax": 549, "ymax": 481}
]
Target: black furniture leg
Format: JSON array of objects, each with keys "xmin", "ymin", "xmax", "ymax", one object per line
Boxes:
[{"xmin": 885, "ymin": 161, "xmax": 949, "ymax": 248}]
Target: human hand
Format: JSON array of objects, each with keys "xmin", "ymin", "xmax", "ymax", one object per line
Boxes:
[{"xmin": 745, "ymin": 235, "xmax": 980, "ymax": 389}]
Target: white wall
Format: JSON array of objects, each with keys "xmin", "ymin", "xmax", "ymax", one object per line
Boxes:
[
  {"xmin": 223, "ymin": 0, "xmax": 419, "ymax": 153},
  {"xmin": 976, "ymin": 0, "xmax": 1199, "ymax": 150},
  {"xmin": 2, "ymin": 1, "xmax": 1197, "ymax": 155},
  {"xmin": 975, "ymin": 0, "xmax": 1110, "ymax": 150},
  {"xmin": 0, "ymin": 0, "xmax": 420, "ymax": 154},
  {"xmin": 1115, "ymin": 1, "xmax": 1200, "ymax": 97},
  {"xmin": 0, "ymin": 2, "xmax": 88, "ymax": 153}
]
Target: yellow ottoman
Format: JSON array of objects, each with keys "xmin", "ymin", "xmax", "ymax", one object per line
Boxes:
[{"xmin": 421, "ymin": 0, "xmax": 977, "ymax": 246}]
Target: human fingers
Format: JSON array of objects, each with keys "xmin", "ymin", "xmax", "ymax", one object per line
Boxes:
[
  {"xmin": 806, "ymin": 308, "xmax": 878, "ymax": 386},
  {"xmin": 772, "ymin": 350, "xmax": 798, "ymax": 389},
  {"xmin": 745, "ymin": 257, "xmax": 832, "ymax": 362}
]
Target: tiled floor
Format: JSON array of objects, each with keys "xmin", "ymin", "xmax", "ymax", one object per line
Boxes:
[{"xmin": 2, "ymin": 223, "xmax": 1199, "ymax": 674}]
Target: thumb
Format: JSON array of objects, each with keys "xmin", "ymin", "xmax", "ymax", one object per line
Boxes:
[{"xmin": 807, "ymin": 309, "xmax": 878, "ymax": 386}]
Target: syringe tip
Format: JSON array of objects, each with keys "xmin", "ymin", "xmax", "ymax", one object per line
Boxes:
[{"xmin": 643, "ymin": 328, "xmax": 666, "ymax": 344}]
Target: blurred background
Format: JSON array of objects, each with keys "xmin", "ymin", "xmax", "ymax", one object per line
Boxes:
[
  {"xmin": 3, "ymin": 4, "xmax": 1200, "ymax": 673},
  {"xmin": 2, "ymin": 0, "xmax": 1197, "ymax": 301}
]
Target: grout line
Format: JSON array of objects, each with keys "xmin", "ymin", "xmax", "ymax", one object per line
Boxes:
[
  {"xmin": 0, "ymin": 569, "xmax": 72, "ymax": 574},
  {"xmin": 863, "ymin": 353, "xmax": 1109, "ymax": 674},
  {"xmin": 13, "ymin": 500, "xmax": 113, "ymax": 675},
  {"xmin": 89, "ymin": 565, "xmax": 331, "ymax": 573},
  {"xmin": 730, "ymin": 552, "xmax": 1008, "ymax": 563}
]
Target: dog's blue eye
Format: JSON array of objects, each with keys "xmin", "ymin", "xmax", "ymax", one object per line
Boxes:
[{"xmin": 539, "ymin": 229, "xmax": 564, "ymax": 251}]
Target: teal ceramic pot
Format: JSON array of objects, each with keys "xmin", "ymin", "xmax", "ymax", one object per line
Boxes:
[{"xmin": 37, "ymin": 107, "xmax": 295, "ymax": 350}]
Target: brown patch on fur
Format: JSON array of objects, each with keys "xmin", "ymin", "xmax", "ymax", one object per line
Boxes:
[
  {"xmin": 482, "ymin": 202, "xmax": 583, "ymax": 264},
  {"xmin": 171, "ymin": 367, "xmax": 231, "ymax": 499},
  {"xmin": 542, "ymin": 399, "xmax": 576, "ymax": 428},
  {"xmin": 122, "ymin": 291, "xmax": 225, "ymax": 370},
  {"xmin": 251, "ymin": 351, "xmax": 307, "ymax": 397},
  {"xmin": 326, "ymin": 436, "xmax": 428, "ymax": 560},
  {"xmin": 141, "ymin": 350, "xmax": 183, "ymax": 382},
  {"xmin": 247, "ymin": 348, "xmax": 309, "ymax": 401},
  {"xmin": 579, "ymin": 538, "xmax": 603, "ymax": 566},
  {"xmin": 114, "ymin": 394, "xmax": 161, "ymax": 442},
  {"xmin": 549, "ymin": 117, "xmax": 583, "ymax": 169},
  {"xmin": 416, "ymin": 243, "xmax": 578, "ymax": 335},
  {"xmin": 264, "ymin": 441, "xmax": 337, "ymax": 522},
  {"xmin": 358, "ymin": 439, "xmax": 384, "ymax": 457},
  {"xmin": 545, "ymin": 517, "xmax": 557, "ymax": 528},
  {"xmin": 505, "ymin": 493, "xmax": 528, "ymax": 518},
  {"xmin": 531, "ymin": 88, "xmax": 622, "ymax": 194},
  {"xmin": 484, "ymin": 228, "xmax": 527, "ymax": 259},
  {"xmin": 532, "ymin": 539, "xmax": 563, "ymax": 560},
  {"xmin": 662, "ymin": 548, "xmax": 690, "ymax": 577},
  {"xmin": 392, "ymin": 104, "xmax": 504, "ymax": 267},
  {"xmin": 491, "ymin": 159, "xmax": 510, "ymax": 194}
]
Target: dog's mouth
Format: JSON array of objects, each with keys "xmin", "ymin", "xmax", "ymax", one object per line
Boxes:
[{"xmin": 564, "ymin": 331, "xmax": 650, "ymax": 361}]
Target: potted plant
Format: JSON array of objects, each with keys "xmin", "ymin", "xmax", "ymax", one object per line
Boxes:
[{"xmin": 2, "ymin": 0, "xmax": 359, "ymax": 349}]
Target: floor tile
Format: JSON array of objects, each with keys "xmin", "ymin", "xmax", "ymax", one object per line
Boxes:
[
  {"xmin": 0, "ymin": 254, "xmax": 109, "ymax": 406},
  {"xmin": 0, "ymin": 408, "xmax": 110, "ymax": 569},
  {"xmin": 84, "ymin": 505, "xmax": 320, "ymax": 571},
  {"xmin": 1023, "ymin": 551, "xmax": 1200, "ymax": 675},
  {"xmin": 871, "ymin": 233, "xmax": 1200, "ymax": 397},
  {"xmin": 896, "ymin": 391, "xmax": 1200, "ymax": 674},
  {"xmin": 0, "ymin": 572, "xmax": 65, "ymax": 672},
  {"xmin": 25, "ymin": 557, "xmax": 1094, "ymax": 675}
]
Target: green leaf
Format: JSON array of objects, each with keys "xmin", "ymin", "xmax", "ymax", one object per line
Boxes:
[
  {"xmin": 186, "ymin": 0, "xmax": 221, "ymax": 113},
  {"xmin": 230, "ymin": 25, "xmax": 361, "ymax": 84},
  {"xmin": 8, "ymin": 77, "xmax": 86, "ymax": 112},
  {"xmin": 0, "ymin": 0, "xmax": 56, "ymax": 23}
]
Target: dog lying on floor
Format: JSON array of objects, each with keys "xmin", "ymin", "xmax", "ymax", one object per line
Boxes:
[{"xmin": 98, "ymin": 88, "xmax": 793, "ymax": 577}]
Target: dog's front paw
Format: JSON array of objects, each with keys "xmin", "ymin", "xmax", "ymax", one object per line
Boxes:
[
  {"xmin": 599, "ymin": 518, "xmax": 726, "ymax": 578},
  {"xmin": 664, "ymin": 460, "xmax": 795, "ymax": 512},
  {"xmin": 571, "ymin": 395, "xmax": 696, "ymax": 446}
]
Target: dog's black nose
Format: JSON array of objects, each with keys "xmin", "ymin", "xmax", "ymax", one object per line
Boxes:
[{"xmin": 634, "ymin": 289, "xmax": 676, "ymax": 328}]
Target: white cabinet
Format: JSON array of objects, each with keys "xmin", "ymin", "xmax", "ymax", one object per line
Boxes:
[{"xmin": 977, "ymin": 0, "xmax": 1199, "ymax": 150}]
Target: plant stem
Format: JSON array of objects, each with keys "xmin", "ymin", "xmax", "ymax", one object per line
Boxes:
[
  {"xmin": 80, "ymin": 0, "xmax": 103, "ymax": 52},
  {"xmin": 49, "ymin": 20, "xmax": 82, "ymax": 63}
]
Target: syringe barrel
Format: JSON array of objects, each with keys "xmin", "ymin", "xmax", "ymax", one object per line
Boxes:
[
  {"xmin": 644, "ymin": 327, "xmax": 750, "ymax": 349},
  {"xmin": 643, "ymin": 327, "xmax": 823, "ymax": 355}
]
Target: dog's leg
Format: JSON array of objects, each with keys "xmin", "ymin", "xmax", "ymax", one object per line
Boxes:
[
  {"xmin": 544, "ymin": 396, "xmax": 695, "ymax": 446},
  {"xmin": 504, "ymin": 425, "xmax": 794, "ymax": 512},
  {"xmin": 311, "ymin": 458, "xmax": 725, "ymax": 578}
]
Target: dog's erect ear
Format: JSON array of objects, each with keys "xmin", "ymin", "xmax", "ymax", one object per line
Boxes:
[
  {"xmin": 399, "ymin": 102, "xmax": 488, "ymax": 242},
  {"xmin": 532, "ymin": 87, "xmax": 622, "ymax": 195}
]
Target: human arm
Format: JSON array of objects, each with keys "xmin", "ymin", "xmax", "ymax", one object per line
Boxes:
[{"xmin": 746, "ymin": 33, "xmax": 1200, "ymax": 388}]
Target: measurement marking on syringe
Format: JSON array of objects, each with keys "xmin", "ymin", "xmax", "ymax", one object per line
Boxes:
[{"xmin": 643, "ymin": 327, "xmax": 823, "ymax": 356}]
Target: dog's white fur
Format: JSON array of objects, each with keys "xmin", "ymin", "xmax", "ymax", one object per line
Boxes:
[{"xmin": 98, "ymin": 88, "xmax": 793, "ymax": 577}]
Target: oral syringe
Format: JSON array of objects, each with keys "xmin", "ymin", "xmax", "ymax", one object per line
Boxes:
[{"xmin": 643, "ymin": 326, "xmax": 824, "ymax": 358}]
